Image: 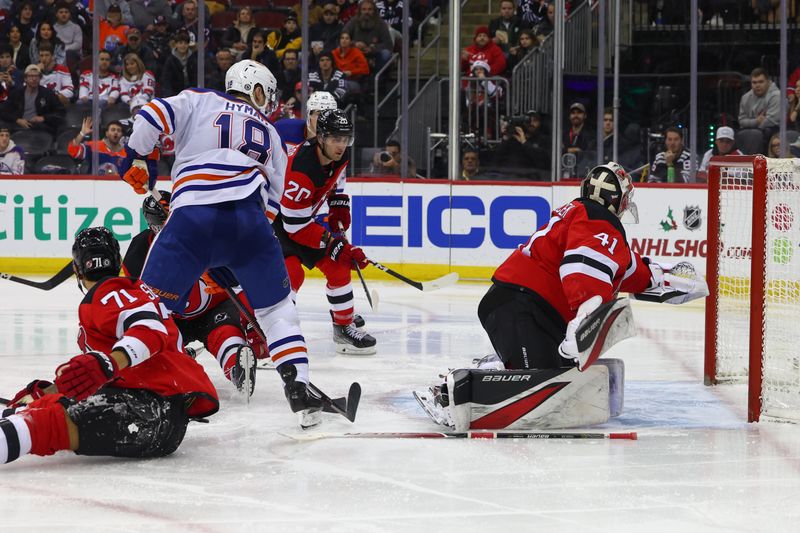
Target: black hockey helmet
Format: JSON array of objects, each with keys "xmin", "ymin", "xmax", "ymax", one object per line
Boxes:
[
  {"xmin": 580, "ymin": 162, "xmax": 637, "ymax": 220},
  {"xmin": 142, "ymin": 190, "xmax": 171, "ymax": 234},
  {"xmin": 316, "ymin": 109, "xmax": 354, "ymax": 146},
  {"xmin": 71, "ymin": 226, "xmax": 122, "ymax": 282}
]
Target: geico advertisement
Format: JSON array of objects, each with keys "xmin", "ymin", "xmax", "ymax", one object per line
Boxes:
[{"xmin": 1, "ymin": 178, "xmax": 708, "ymax": 272}]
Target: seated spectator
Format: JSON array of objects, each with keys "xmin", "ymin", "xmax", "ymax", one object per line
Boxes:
[
  {"xmin": 173, "ymin": 0, "xmax": 210, "ymax": 52},
  {"xmin": 459, "ymin": 148, "xmax": 485, "ymax": 181},
  {"xmin": 767, "ymin": 133, "xmax": 783, "ymax": 158},
  {"xmin": 7, "ymin": 25, "xmax": 32, "ymax": 72},
  {"xmin": 788, "ymin": 78, "xmax": 800, "ymax": 131},
  {"xmin": 463, "ymin": 59, "xmax": 504, "ymax": 138},
  {"xmin": 333, "ymin": 31, "xmax": 369, "ymax": 88},
  {"xmin": 38, "ymin": 42, "xmax": 74, "ymax": 106},
  {"xmin": 95, "ymin": 0, "xmax": 134, "ymax": 25},
  {"xmin": 461, "ymin": 25, "xmax": 506, "ymax": 76},
  {"xmin": 310, "ymin": 3, "xmax": 344, "ymax": 56},
  {"xmin": 506, "ymin": 29, "xmax": 536, "ymax": 72},
  {"xmin": 738, "ymin": 67, "xmax": 781, "ymax": 150},
  {"xmin": 696, "ymin": 126, "xmax": 743, "ymax": 181},
  {"xmin": 374, "ymin": 0, "xmax": 408, "ymax": 46},
  {"xmin": 243, "ymin": 31, "xmax": 280, "ymax": 80},
  {"xmin": 563, "ymin": 102, "xmax": 594, "ymax": 155},
  {"xmin": 128, "ymin": 0, "xmax": 171, "ymax": 32},
  {"xmin": 336, "ymin": 0, "xmax": 359, "ymax": 24},
  {"xmin": 649, "ymin": 126, "xmax": 694, "ymax": 183},
  {"xmin": 270, "ymin": 82, "xmax": 308, "ymax": 122},
  {"xmin": 535, "ymin": 2, "xmax": 555, "ymax": 42},
  {"xmin": 0, "ymin": 127, "xmax": 25, "ymax": 174},
  {"xmin": 99, "ymin": 4, "xmax": 129, "ymax": 52},
  {"xmin": 601, "ymin": 107, "xmax": 614, "ymax": 163},
  {"xmin": 0, "ymin": 45, "xmax": 22, "ymax": 102},
  {"xmin": 159, "ymin": 32, "xmax": 196, "ymax": 97},
  {"xmin": 30, "ymin": 22, "xmax": 67, "ymax": 66},
  {"xmin": 490, "ymin": 0, "xmax": 522, "ymax": 53},
  {"xmin": 276, "ymin": 49, "xmax": 301, "ymax": 100},
  {"xmin": 517, "ymin": 0, "xmax": 548, "ymax": 28},
  {"xmin": 342, "ymin": 0, "xmax": 393, "ymax": 71},
  {"xmin": 492, "ymin": 114, "xmax": 550, "ymax": 177},
  {"xmin": 268, "ymin": 14, "xmax": 302, "ymax": 61},
  {"xmin": 146, "ymin": 16, "xmax": 172, "ymax": 68},
  {"xmin": 371, "ymin": 139, "xmax": 416, "ymax": 177},
  {"xmin": 119, "ymin": 53, "xmax": 154, "ymax": 104},
  {"xmin": 9, "ymin": 2, "xmax": 36, "ymax": 45},
  {"xmin": 221, "ymin": 7, "xmax": 257, "ymax": 60},
  {"xmin": 309, "ymin": 51, "xmax": 348, "ymax": 103},
  {"xmin": 68, "ymin": 116, "xmax": 126, "ymax": 174},
  {"xmin": 78, "ymin": 50, "xmax": 120, "ymax": 107},
  {"xmin": 53, "ymin": 1, "xmax": 82, "ymax": 64},
  {"xmin": 114, "ymin": 27, "xmax": 157, "ymax": 74},
  {"xmin": 0, "ymin": 64, "xmax": 65, "ymax": 135},
  {"xmin": 205, "ymin": 49, "xmax": 234, "ymax": 92}
]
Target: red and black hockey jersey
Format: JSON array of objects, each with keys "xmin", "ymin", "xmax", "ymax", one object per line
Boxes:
[
  {"xmin": 493, "ymin": 198, "xmax": 652, "ymax": 323},
  {"xmin": 280, "ymin": 139, "xmax": 350, "ymax": 248},
  {"xmin": 78, "ymin": 276, "xmax": 219, "ymax": 417}
]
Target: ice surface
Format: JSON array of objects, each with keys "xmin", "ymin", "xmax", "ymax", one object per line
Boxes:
[{"xmin": 2, "ymin": 277, "xmax": 800, "ymax": 532}]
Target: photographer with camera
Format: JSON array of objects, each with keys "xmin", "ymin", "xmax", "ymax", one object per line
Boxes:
[
  {"xmin": 370, "ymin": 139, "xmax": 417, "ymax": 177},
  {"xmin": 490, "ymin": 113, "xmax": 550, "ymax": 179}
]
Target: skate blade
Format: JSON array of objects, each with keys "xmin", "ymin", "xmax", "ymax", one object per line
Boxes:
[
  {"xmin": 335, "ymin": 344, "xmax": 377, "ymax": 356},
  {"xmin": 412, "ymin": 390, "xmax": 451, "ymax": 427},
  {"xmin": 299, "ymin": 409, "xmax": 322, "ymax": 429}
]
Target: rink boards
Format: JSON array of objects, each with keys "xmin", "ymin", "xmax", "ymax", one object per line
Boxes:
[{"xmin": 0, "ymin": 175, "xmax": 709, "ymax": 279}]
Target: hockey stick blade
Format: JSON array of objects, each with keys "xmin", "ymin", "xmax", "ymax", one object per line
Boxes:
[
  {"xmin": 346, "ymin": 382, "xmax": 361, "ymax": 422},
  {"xmin": 0, "ymin": 262, "xmax": 74, "ymax": 291},
  {"xmin": 279, "ymin": 430, "xmax": 638, "ymax": 441},
  {"xmin": 368, "ymin": 260, "xmax": 459, "ymax": 292},
  {"xmin": 0, "ymin": 397, "xmax": 10, "ymax": 406}
]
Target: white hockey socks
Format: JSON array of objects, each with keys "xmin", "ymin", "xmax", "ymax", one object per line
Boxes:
[{"xmin": 0, "ymin": 415, "xmax": 33, "ymax": 464}]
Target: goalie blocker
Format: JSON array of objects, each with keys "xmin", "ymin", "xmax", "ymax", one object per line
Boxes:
[{"xmin": 414, "ymin": 359, "xmax": 624, "ymax": 432}]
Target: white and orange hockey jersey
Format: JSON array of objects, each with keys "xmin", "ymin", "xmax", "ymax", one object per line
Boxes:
[
  {"xmin": 41, "ymin": 64, "xmax": 74, "ymax": 100},
  {"xmin": 78, "ymin": 71, "xmax": 120, "ymax": 103},
  {"xmin": 119, "ymin": 71, "xmax": 155, "ymax": 104},
  {"xmin": 127, "ymin": 88, "xmax": 288, "ymax": 215}
]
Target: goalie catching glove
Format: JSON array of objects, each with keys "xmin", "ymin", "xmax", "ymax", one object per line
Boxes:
[
  {"xmin": 54, "ymin": 351, "xmax": 118, "ymax": 401},
  {"xmin": 633, "ymin": 260, "xmax": 709, "ymax": 305}
]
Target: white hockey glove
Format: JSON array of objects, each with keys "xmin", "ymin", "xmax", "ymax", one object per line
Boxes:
[
  {"xmin": 558, "ymin": 295, "xmax": 603, "ymax": 364},
  {"xmin": 633, "ymin": 261, "xmax": 709, "ymax": 305}
]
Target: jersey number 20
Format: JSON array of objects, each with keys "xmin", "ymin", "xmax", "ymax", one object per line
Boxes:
[{"xmin": 214, "ymin": 113, "xmax": 271, "ymax": 164}]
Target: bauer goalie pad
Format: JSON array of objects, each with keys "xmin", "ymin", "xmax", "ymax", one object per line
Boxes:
[
  {"xmin": 575, "ymin": 297, "xmax": 635, "ymax": 371},
  {"xmin": 417, "ymin": 366, "xmax": 620, "ymax": 432}
]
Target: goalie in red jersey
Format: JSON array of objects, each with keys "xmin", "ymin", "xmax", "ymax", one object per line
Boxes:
[
  {"xmin": 415, "ymin": 162, "xmax": 708, "ymax": 431},
  {"xmin": 0, "ymin": 227, "xmax": 219, "ymax": 465}
]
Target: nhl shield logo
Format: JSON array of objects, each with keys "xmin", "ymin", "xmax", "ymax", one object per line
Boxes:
[{"xmin": 683, "ymin": 205, "xmax": 702, "ymax": 231}]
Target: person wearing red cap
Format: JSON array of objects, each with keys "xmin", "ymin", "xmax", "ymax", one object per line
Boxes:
[{"xmin": 460, "ymin": 24, "xmax": 506, "ymax": 76}]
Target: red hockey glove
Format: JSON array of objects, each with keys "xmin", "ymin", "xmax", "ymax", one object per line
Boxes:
[
  {"xmin": 327, "ymin": 237, "xmax": 368, "ymax": 270},
  {"xmin": 8, "ymin": 379, "xmax": 54, "ymax": 408},
  {"xmin": 327, "ymin": 194, "xmax": 351, "ymax": 232},
  {"xmin": 241, "ymin": 318, "xmax": 269, "ymax": 360},
  {"xmin": 54, "ymin": 351, "xmax": 118, "ymax": 401}
]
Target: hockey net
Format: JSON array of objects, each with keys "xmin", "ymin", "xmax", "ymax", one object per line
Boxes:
[{"xmin": 705, "ymin": 155, "xmax": 800, "ymax": 423}]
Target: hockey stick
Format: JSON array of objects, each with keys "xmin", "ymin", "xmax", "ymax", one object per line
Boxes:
[
  {"xmin": 279, "ymin": 430, "xmax": 638, "ymax": 441},
  {"xmin": 336, "ymin": 221, "xmax": 378, "ymax": 311},
  {"xmin": 367, "ymin": 260, "xmax": 459, "ymax": 292},
  {"xmin": 0, "ymin": 262, "xmax": 74, "ymax": 291}
]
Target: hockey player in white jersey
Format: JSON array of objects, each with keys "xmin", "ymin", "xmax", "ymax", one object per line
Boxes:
[{"xmin": 120, "ymin": 59, "xmax": 321, "ymax": 417}]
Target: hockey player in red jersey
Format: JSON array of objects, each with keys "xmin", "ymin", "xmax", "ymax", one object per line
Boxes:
[
  {"xmin": 0, "ymin": 227, "xmax": 219, "ymax": 465},
  {"xmin": 415, "ymin": 163, "xmax": 708, "ymax": 431},
  {"xmin": 122, "ymin": 191, "xmax": 262, "ymax": 395},
  {"xmin": 274, "ymin": 109, "xmax": 377, "ymax": 355}
]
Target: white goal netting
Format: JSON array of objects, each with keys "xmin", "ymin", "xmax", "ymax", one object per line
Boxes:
[{"xmin": 712, "ymin": 157, "xmax": 800, "ymax": 421}]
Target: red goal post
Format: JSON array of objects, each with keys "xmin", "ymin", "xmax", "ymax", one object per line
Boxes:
[{"xmin": 705, "ymin": 155, "xmax": 800, "ymax": 423}]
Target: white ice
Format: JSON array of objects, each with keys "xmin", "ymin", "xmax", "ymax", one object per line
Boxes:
[{"xmin": 2, "ymin": 276, "xmax": 800, "ymax": 533}]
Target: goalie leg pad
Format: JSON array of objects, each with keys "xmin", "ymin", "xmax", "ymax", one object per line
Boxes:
[
  {"xmin": 68, "ymin": 387, "xmax": 189, "ymax": 458},
  {"xmin": 444, "ymin": 366, "xmax": 610, "ymax": 431}
]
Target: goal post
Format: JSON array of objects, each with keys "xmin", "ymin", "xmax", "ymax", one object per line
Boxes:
[{"xmin": 705, "ymin": 155, "xmax": 800, "ymax": 423}]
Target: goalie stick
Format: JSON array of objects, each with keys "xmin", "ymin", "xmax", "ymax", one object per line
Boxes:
[
  {"xmin": 146, "ymin": 190, "xmax": 360, "ymax": 421},
  {"xmin": 279, "ymin": 430, "xmax": 638, "ymax": 441},
  {"xmin": 367, "ymin": 260, "xmax": 459, "ymax": 292},
  {"xmin": 0, "ymin": 262, "xmax": 74, "ymax": 291}
]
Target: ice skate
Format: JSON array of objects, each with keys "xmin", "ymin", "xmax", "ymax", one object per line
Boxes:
[
  {"xmin": 228, "ymin": 345, "xmax": 256, "ymax": 397},
  {"xmin": 412, "ymin": 383, "xmax": 452, "ymax": 427},
  {"xmin": 333, "ymin": 323, "xmax": 377, "ymax": 355}
]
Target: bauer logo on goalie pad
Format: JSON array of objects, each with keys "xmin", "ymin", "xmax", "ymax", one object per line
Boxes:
[{"xmin": 481, "ymin": 375, "xmax": 531, "ymax": 382}]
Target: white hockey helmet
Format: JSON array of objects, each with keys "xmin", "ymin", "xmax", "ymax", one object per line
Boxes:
[
  {"xmin": 225, "ymin": 59, "xmax": 277, "ymax": 114},
  {"xmin": 581, "ymin": 161, "xmax": 638, "ymax": 222},
  {"xmin": 306, "ymin": 91, "xmax": 338, "ymax": 114}
]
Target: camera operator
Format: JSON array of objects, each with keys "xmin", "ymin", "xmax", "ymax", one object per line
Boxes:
[
  {"xmin": 491, "ymin": 114, "xmax": 550, "ymax": 179},
  {"xmin": 370, "ymin": 139, "xmax": 417, "ymax": 177}
]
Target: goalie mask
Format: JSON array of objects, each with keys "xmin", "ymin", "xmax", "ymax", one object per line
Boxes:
[
  {"xmin": 72, "ymin": 226, "xmax": 122, "ymax": 282},
  {"xmin": 225, "ymin": 59, "xmax": 277, "ymax": 114},
  {"xmin": 580, "ymin": 162, "xmax": 638, "ymax": 222},
  {"xmin": 142, "ymin": 190, "xmax": 171, "ymax": 234}
]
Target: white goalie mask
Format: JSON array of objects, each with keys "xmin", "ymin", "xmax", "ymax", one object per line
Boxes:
[
  {"xmin": 306, "ymin": 91, "xmax": 338, "ymax": 133},
  {"xmin": 225, "ymin": 59, "xmax": 277, "ymax": 114},
  {"xmin": 581, "ymin": 161, "xmax": 639, "ymax": 223}
]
